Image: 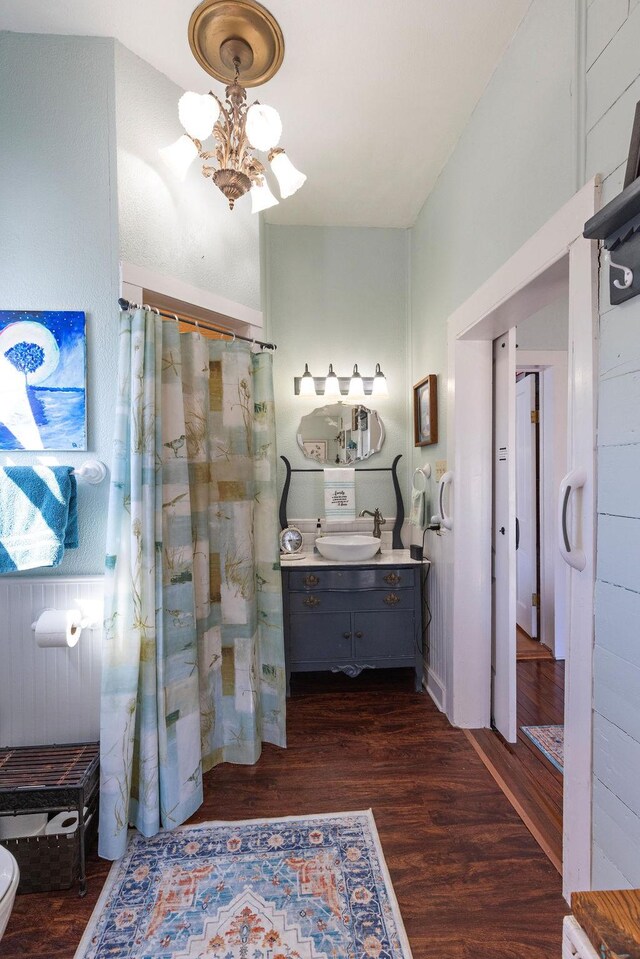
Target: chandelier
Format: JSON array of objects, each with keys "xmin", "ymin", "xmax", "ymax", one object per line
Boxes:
[{"xmin": 160, "ymin": 0, "xmax": 306, "ymax": 213}]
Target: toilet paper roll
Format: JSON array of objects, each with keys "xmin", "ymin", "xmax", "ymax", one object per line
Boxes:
[
  {"xmin": 33, "ymin": 609, "xmax": 82, "ymax": 648},
  {"xmin": 45, "ymin": 807, "xmax": 89, "ymax": 836}
]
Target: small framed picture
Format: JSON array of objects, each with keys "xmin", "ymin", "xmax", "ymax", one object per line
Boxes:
[{"xmin": 413, "ymin": 375, "xmax": 438, "ymax": 447}]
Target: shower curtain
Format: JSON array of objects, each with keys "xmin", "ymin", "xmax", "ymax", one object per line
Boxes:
[{"xmin": 99, "ymin": 309, "xmax": 285, "ymax": 860}]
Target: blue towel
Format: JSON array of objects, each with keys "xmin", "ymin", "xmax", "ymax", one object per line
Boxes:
[{"xmin": 0, "ymin": 466, "xmax": 78, "ymax": 573}]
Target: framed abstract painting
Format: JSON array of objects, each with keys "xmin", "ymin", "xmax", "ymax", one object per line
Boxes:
[{"xmin": 0, "ymin": 310, "xmax": 87, "ymax": 451}]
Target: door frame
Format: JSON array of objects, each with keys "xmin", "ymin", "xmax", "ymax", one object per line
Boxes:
[
  {"xmin": 517, "ymin": 352, "xmax": 569, "ymax": 659},
  {"xmin": 444, "ymin": 177, "xmax": 600, "ymax": 899}
]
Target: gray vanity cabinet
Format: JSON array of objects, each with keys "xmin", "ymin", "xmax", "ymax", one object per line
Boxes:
[{"xmin": 281, "ymin": 562, "xmax": 423, "ymax": 692}]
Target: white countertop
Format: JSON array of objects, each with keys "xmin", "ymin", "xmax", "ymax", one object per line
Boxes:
[{"xmin": 279, "ymin": 548, "xmax": 428, "ymax": 568}]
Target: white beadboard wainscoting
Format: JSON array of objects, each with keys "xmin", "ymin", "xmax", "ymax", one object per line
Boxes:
[
  {"xmin": 0, "ymin": 576, "xmax": 103, "ymax": 747},
  {"xmin": 424, "ymin": 529, "xmax": 451, "ymax": 712}
]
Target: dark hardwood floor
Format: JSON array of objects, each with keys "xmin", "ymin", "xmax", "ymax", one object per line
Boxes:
[
  {"xmin": 4, "ymin": 669, "xmax": 568, "ymax": 959},
  {"xmin": 466, "ymin": 659, "xmax": 564, "ymax": 872}
]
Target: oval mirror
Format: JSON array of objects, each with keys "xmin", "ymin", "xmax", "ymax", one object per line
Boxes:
[{"xmin": 297, "ymin": 402, "xmax": 385, "ymax": 465}]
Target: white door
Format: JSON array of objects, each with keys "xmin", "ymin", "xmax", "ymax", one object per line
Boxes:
[
  {"xmin": 515, "ymin": 373, "xmax": 538, "ymax": 638},
  {"xmin": 492, "ymin": 328, "xmax": 517, "ymax": 742}
]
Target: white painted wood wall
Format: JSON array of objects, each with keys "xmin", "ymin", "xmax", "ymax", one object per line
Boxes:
[
  {"xmin": 0, "ymin": 577, "xmax": 103, "ymax": 747},
  {"xmin": 586, "ymin": 0, "xmax": 640, "ymax": 889}
]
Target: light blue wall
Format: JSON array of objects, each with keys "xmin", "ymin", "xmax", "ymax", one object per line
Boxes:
[
  {"xmin": 0, "ymin": 33, "xmax": 120, "ymax": 574},
  {"xmin": 266, "ymin": 225, "xmax": 409, "ymax": 522},
  {"xmin": 0, "ymin": 33, "xmax": 264, "ymax": 576},
  {"xmin": 409, "ymin": 0, "xmax": 576, "ymax": 491},
  {"xmin": 114, "ymin": 43, "xmax": 261, "ymax": 312},
  {"xmin": 586, "ymin": 0, "xmax": 640, "ymax": 890}
]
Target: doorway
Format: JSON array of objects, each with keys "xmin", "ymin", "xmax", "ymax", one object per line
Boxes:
[{"xmin": 444, "ymin": 178, "xmax": 600, "ymax": 899}]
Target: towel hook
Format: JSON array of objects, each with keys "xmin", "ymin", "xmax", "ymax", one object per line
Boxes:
[
  {"xmin": 604, "ymin": 249, "xmax": 633, "ymax": 290},
  {"xmin": 72, "ymin": 460, "xmax": 107, "ymax": 485}
]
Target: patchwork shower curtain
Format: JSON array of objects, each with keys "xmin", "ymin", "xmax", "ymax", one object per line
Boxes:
[{"xmin": 99, "ymin": 309, "xmax": 285, "ymax": 860}]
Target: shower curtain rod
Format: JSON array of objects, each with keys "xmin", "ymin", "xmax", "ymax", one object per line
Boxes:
[{"xmin": 117, "ymin": 298, "xmax": 277, "ymax": 350}]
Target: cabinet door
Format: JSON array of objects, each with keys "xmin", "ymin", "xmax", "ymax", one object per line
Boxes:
[
  {"xmin": 353, "ymin": 611, "xmax": 415, "ymax": 660},
  {"xmin": 289, "ymin": 613, "xmax": 353, "ymax": 665}
]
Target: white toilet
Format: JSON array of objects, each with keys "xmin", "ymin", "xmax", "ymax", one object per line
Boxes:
[{"xmin": 0, "ymin": 844, "xmax": 19, "ymax": 941}]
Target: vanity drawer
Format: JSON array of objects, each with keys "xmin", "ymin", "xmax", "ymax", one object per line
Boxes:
[
  {"xmin": 288, "ymin": 567, "xmax": 414, "ymax": 592},
  {"xmin": 288, "ymin": 589, "xmax": 413, "ymax": 613},
  {"xmin": 353, "ymin": 612, "xmax": 415, "ymax": 659},
  {"xmin": 289, "ymin": 613, "xmax": 352, "ymax": 663}
]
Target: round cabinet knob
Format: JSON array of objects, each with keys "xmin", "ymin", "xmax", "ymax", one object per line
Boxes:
[
  {"xmin": 355, "ymin": 631, "xmax": 363, "ymax": 638},
  {"xmin": 343, "ymin": 632, "xmax": 351, "ymax": 639}
]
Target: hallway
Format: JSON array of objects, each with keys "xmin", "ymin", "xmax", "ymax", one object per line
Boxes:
[{"xmin": 7, "ymin": 670, "xmax": 567, "ymax": 959}]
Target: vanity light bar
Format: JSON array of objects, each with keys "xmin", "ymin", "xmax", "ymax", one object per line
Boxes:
[
  {"xmin": 294, "ymin": 362, "xmax": 388, "ymax": 396},
  {"xmin": 293, "ymin": 375, "xmax": 376, "ymax": 396}
]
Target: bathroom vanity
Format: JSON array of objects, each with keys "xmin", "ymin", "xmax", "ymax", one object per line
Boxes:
[{"xmin": 281, "ymin": 550, "xmax": 426, "ymax": 693}]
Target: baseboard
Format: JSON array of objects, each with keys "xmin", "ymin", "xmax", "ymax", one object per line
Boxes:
[{"xmin": 425, "ymin": 667, "xmax": 446, "ymax": 713}]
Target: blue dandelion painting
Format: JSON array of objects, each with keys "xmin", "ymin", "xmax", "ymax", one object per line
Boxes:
[{"xmin": 0, "ymin": 310, "xmax": 86, "ymax": 451}]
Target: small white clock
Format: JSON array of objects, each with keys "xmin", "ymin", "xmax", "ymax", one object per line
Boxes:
[{"xmin": 279, "ymin": 526, "xmax": 303, "ymax": 554}]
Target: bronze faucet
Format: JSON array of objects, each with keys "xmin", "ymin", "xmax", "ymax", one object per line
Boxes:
[{"xmin": 359, "ymin": 507, "xmax": 386, "ymax": 538}]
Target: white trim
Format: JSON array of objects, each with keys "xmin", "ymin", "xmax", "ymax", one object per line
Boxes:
[
  {"xmin": 443, "ymin": 177, "xmax": 600, "ymax": 901},
  {"xmin": 119, "ymin": 261, "xmax": 264, "ymax": 331},
  {"xmin": 425, "ymin": 668, "xmax": 446, "ymax": 712}
]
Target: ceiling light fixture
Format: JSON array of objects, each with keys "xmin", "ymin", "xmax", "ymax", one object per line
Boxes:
[{"xmin": 161, "ymin": 0, "xmax": 306, "ymax": 212}]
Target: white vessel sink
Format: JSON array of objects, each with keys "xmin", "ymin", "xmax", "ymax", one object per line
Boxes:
[{"xmin": 315, "ymin": 534, "xmax": 381, "ymax": 562}]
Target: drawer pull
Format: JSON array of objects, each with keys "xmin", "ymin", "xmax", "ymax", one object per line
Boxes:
[
  {"xmin": 343, "ymin": 632, "xmax": 351, "ymax": 639},
  {"xmin": 303, "ymin": 596, "xmax": 321, "ymax": 608},
  {"xmin": 383, "ymin": 572, "xmax": 401, "ymax": 586},
  {"xmin": 355, "ymin": 631, "xmax": 363, "ymax": 638},
  {"xmin": 303, "ymin": 574, "xmax": 320, "ymax": 588},
  {"xmin": 383, "ymin": 592, "xmax": 401, "ymax": 606}
]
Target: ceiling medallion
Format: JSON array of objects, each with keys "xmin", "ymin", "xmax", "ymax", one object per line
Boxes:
[{"xmin": 160, "ymin": 0, "xmax": 305, "ymax": 212}]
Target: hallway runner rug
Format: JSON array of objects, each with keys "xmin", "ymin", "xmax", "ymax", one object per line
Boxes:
[
  {"xmin": 74, "ymin": 810, "xmax": 413, "ymax": 959},
  {"xmin": 521, "ymin": 724, "xmax": 564, "ymax": 773}
]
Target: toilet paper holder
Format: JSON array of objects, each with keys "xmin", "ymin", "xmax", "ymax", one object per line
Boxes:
[{"xmin": 31, "ymin": 604, "xmax": 100, "ymax": 647}]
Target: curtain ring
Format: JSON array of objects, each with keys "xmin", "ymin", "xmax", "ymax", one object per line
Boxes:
[
  {"xmin": 231, "ymin": 331, "xmax": 236, "ymax": 343},
  {"xmin": 172, "ymin": 313, "xmax": 179, "ymax": 326}
]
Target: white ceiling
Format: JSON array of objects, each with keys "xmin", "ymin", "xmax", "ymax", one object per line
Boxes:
[{"xmin": 1, "ymin": 0, "xmax": 530, "ymax": 228}]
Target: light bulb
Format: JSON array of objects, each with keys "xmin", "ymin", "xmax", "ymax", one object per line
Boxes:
[
  {"xmin": 299, "ymin": 363, "xmax": 316, "ymax": 396},
  {"xmin": 246, "ymin": 104, "xmax": 282, "ymax": 151},
  {"xmin": 324, "ymin": 364, "xmax": 341, "ymax": 397},
  {"xmin": 371, "ymin": 363, "xmax": 388, "ymax": 396},
  {"xmin": 178, "ymin": 91, "xmax": 220, "ymax": 141},
  {"xmin": 348, "ymin": 364, "xmax": 365, "ymax": 399},
  {"xmin": 250, "ymin": 181, "xmax": 279, "ymax": 214},
  {"xmin": 159, "ymin": 135, "xmax": 198, "ymax": 181},
  {"xmin": 269, "ymin": 149, "xmax": 307, "ymax": 198}
]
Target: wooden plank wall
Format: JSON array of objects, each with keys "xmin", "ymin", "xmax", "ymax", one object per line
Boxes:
[
  {"xmin": 586, "ymin": 0, "xmax": 640, "ymax": 889},
  {"xmin": 0, "ymin": 577, "xmax": 103, "ymax": 747}
]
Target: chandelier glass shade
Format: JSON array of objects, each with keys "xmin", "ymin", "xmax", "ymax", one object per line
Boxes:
[{"xmin": 161, "ymin": 0, "xmax": 306, "ymax": 214}]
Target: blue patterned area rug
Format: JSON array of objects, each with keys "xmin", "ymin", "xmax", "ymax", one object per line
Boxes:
[
  {"xmin": 521, "ymin": 724, "xmax": 564, "ymax": 773},
  {"xmin": 75, "ymin": 811, "xmax": 412, "ymax": 959}
]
